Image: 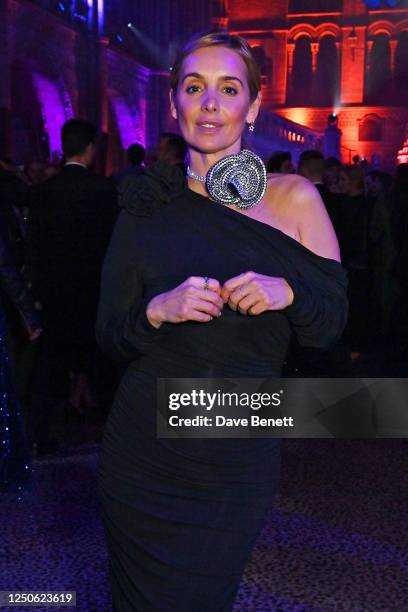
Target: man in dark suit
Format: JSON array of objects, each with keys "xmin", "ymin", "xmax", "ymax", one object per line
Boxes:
[{"xmin": 26, "ymin": 119, "xmax": 117, "ymax": 453}]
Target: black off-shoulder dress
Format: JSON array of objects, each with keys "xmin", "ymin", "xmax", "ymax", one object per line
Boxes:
[{"xmin": 96, "ymin": 164, "xmax": 348, "ymax": 612}]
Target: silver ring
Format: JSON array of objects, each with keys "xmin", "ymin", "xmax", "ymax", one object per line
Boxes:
[{"xmin": 203, "ymin": 276, "xmax": 210, "ymax": 290}]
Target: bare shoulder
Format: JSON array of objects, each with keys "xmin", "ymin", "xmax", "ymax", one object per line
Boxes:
[
  {"xmin": 266, "ymin": 173, "xmax": 321, "ymax": 209},
  {"xmin": 265, "ymin": 174, "xmax": 340, "ymax": 261}
]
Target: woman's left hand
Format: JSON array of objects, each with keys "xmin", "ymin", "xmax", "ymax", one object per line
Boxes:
[{"xmin": 221, "ymin": 272, "xmax": 294, "ymax": 315}]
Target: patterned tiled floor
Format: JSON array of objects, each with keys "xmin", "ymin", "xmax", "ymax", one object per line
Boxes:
[
  {"xmin": 1, "ymin": 438, "xmax": 407, "ymax": 612},
  {"xmin": 2, "ymin": 338, "xmax": 408, "ymax": 611}
]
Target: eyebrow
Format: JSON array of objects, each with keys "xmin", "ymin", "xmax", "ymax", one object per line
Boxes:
[{"xmin": 181, "ymin": 72, "xmax": 244, "ymax": 86}]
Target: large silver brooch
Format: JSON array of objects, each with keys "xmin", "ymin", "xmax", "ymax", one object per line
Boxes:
[{"xmin": 206, "ymin": 149, "xmax": 267, "ymax": 210}]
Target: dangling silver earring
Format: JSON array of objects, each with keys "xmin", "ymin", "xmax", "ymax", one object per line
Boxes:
[{"xmin": 248, "ymin": 122, "xmax": 255, "ymax": 132}]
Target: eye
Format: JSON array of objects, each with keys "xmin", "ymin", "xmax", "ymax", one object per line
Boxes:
[
  {"xmin": 185, "ymin": 84, "xmax": 202, "ymax": 94},
  {"xmin": 223, "ymin": 86, "xmax": 238, "ymax": 96}
]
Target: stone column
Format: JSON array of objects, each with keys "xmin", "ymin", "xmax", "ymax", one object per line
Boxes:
[
  {"xmin": 389, "ymin": 39, "xmax": 398, "ymax": 103},
  {"xmin": 311, "ymin": 41, "xmax": 320, "ymax": 105},
  {"xmin": 311, "ymin": 42, "xmax": 319, "ymax": 73},
  {"xmin": 340, "ymin": 26, "xmax": 366, "ymax": 104},
  {"xmin": 389, "ymin": 39, "xmax": 398, "ymax": 75},
  {"xmin": 286, "ymin": 42, "xmax": 295, "ymax": 103},
  {"xmin": 366, "ymin": 39, "xmax": 374, "ymax": 72},
  {"xmin": 287, "ymin": 42, "xmax": 295, "ymax": 76}
]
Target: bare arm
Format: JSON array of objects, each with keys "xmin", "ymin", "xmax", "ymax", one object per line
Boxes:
[
  {"xmin": 222, "ymin": 176, "xmax": 347, "ymax": 348},
  {"xmin": 289, "ymin": 175, "xmax": 341, "ymax": 261}
]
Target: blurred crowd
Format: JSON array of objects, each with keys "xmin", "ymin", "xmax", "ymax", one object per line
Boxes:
[
  {"xmin": 1, "ymin": 121, "xmax": 407, "ymax": 457},
  {"xmin": 270, "ymin": 150, "xmax": 408, "ymax": 364}
]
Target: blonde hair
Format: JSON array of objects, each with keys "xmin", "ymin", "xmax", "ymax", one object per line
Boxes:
[{"xmin": 170, "ymin": 30, "xmax": 261, "ymax": 102}]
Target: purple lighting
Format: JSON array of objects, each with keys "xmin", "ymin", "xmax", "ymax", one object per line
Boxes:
[
  {"xmin": 32, "ymin": 73, "xmax": 68, "ymax": 156},
  {"xmin": 110, "ymin": 95, "xmax": 145, "ymax": 148},
  {"xmin": 97, "ymin": 0, "xmax": 104, "ymax": 34},
  {"xmin": 363, "ymin": 0, "xmax": 401, "ymax": 6}
]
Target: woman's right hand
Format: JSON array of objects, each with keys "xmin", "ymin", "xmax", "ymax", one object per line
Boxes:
[{"xmin": 146, "ymin": 276, "xmax": 223, "ymax": 328}]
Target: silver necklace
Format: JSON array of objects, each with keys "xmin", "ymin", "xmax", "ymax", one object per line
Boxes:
[
  {"xmin": 187, "ymin": 150, "xmax": 267, "ymax": 210},
  {"xmin": 187, "ymin": 167, "xmax": 206, "ymax": 182}
]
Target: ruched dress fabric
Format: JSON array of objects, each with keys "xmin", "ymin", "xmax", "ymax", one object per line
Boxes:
[{"xmin": 96, "ymin": 164, "xmax": 348, "ymax": 612}]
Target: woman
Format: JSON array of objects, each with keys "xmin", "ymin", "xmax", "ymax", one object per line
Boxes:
[{"xmin": 97, "ymin": 31, "xmax": 347, "ymax": 611}]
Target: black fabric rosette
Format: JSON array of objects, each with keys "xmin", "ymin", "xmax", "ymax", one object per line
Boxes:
[{"xmin": 118, "ymin": 161, "xmax": 186, "ymax": 217}]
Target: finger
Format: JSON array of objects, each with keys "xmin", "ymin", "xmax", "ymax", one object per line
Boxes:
[
  {"xmin": 221, "ymin": 272, "xmax": 254, "ymax": 301},
  {"xmin": 227, "ymin": 284, "xmax": 253, "ymax": 310},
  {"xmin": 205, "ymin": 278, "xmax": 221, "ymax": 293},
  {"xmin": 221, "ymin": 281, "xmax": 243, "ymax": 303},
  {"xmin": 180, "ymin": 298, "xmax": 222, "ymax": 321},
  {"xmin": 193, "ymin": 298, "xmax": 223, "ymax": 318},
  {"xmin": 248, "ymin": 297, "xmax": 288, "ymax": 315},
  {"xmin": 247, "ymin": 301, "xmax": 269, "ymax": 315},
  {"xmin": 189, "ymin": 276, "xmax": 221, "ymax": 293},
  {"xmin": 177, "ymin": 300, "xmax": 211, "ymax": 323},
  {"xmin": 183, "ymin": 283, "xmax": 222, "ymax": 304},
  {"xmin": 195, "ymin": 289, "xmax": 224, "ymax": 309},
  {"xmin": 188, "ymin": 311, "xmax": 214, "ymax": 323},
  {"xmin": 236, "ymin": 294, "xmax": 261, "ymax": 315}
]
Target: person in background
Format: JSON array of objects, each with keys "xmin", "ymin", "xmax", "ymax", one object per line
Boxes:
[
  {"xmin": 0, "ymin": 166, "xmax": 29, "ymax": 267},
  {"xmin": 297, "ymin": 150, "xmax": 331, "ymax": 206},
  {"xmin": 324, "ymin": 157, "xmax": 346, "ymax": 195},
  {"xmin": 155, "ymin": 132, "xmax": 188, "ymax": 174},
  {"xmin": 298, "ymin": 150, "xmax": 324, "ymax": 184},
  {"xmin": 114, "ymin": 143, "xmax": 145, "ymax": 184},
  {"xmin": 290, "ymin": 149, "xmax": 352, "ymax": 375},
  {"xmin": 339, "ymin": 165, "xmax": 372, "ymax": 358},
  {"xmin": 390, "ymin": 164, "xmax": 408, "ymax": 343},
  {"xmin": 0, "ymin": 164, "xmax": 34, "ymax": 403},
  {"xmin": 366, "ymin": 170, "xmax": 385, "ymax": 200},
  {"xmin": 23, "ymin": 159, "xmax": 46, "ymax": 186},
  {"xmin": 365, "ymin": 170, "xmax": 395, "ymax": 338},
  {"xmin": 26, "ymin": 119, "xmax": 117, "ymax": 455},
  {"xmin": 44, "ymin": 162, "xmax": 61, "ymax": 181},
  {"xmin": 266, "ymin": 151, "xmax": 294, "ymax": 174}
]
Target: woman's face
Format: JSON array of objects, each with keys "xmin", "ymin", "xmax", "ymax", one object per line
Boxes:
[{"xmin": 170, "ymin": 46, "xmax": 260, "ymax": 158}]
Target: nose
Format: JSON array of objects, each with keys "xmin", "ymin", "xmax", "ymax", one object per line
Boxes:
[{"xmin": 201, "ymin": 90, "xmax": 218, "ymax": 113}]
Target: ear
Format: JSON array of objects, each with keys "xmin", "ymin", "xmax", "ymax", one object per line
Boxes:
[
  {"xmin": 245, "ymin": 91, "xmax": 262, "ymax": 125},
  {"xmin": 169, "ymin": 89, "xmax": 178, "ymax": 120}
]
